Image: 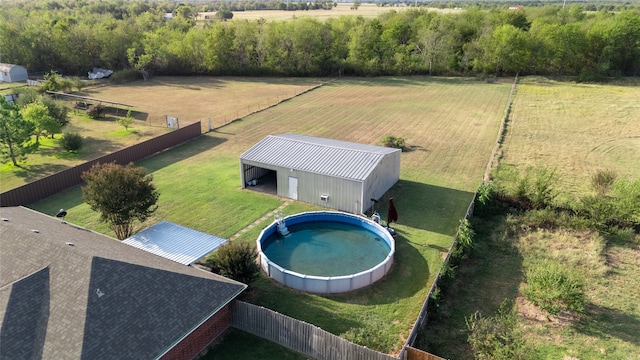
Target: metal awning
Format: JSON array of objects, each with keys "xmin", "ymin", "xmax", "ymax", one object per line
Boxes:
[{"xmin": 123, "ymin": 221, "xmax": 227, "ymax": 265}]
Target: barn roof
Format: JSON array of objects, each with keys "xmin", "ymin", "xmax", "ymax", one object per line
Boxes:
[
  {"xmin": 123, "ymin": 221, "xmax": 227, "ymax": 265},
  {"xmin": 0, "ymin": 207, "xmax": 246, "ymax": 360},
  {"xmin": 0, "ymin": 63, "xmax": 25, "ymax": 72},
  {"xmin": 240, "ymin": 134, "xmax": 401, "ymax": 181}
]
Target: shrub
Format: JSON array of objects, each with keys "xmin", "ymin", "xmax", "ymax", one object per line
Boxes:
[
  {"xmin": 208, "ymin": 241, "xmax": 260, "ymax": 284},
  {"xmin": 60, "ymin": 132, "xmax": 83, "ymax": 151},
  {"xmin": 457, "ymin": 218, "xmax": 475, "ymax": 253},
  {"xmin": 117, "ymin": 112, "xmax": 134, "ymax": 130},
  {"xmin": 524, "ymin": 259, "xmax": 585, "ymax": 316},
  {"xmin": 109, "ymin": 69, "xmax": 142, "ymax": 84},
  {"xmin": 86, "ymin": 104, "xmax": 106, "ymax": 119},
  {"xmin": 380, "ymin": 135, "xmax": 406, "ymax": 151},
  {"xmin": 591, "ymin": 169, "xmax": 617, "ymax": 197},
  {"xmin": 466, "ymin": 300, "xmax": 529, "ymax": 360}
]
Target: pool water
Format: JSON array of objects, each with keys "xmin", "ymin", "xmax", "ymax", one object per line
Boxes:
[{"xmin": 262, "ymin": 221, "xmax": 391, "ymax": 277}]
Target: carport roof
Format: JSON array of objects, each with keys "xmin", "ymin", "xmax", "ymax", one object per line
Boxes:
[
  {"xmin": 123, "ymin": 221, "xmax": 227, "ymax": 265},
  {"xmin": 240, "ymin": 134, "xmax": 401, "ymax": 181}
]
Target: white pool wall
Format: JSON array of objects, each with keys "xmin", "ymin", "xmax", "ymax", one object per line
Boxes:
[{"xmin": 256, "ymin": 211, "xmax": 395, "ymax": 294}]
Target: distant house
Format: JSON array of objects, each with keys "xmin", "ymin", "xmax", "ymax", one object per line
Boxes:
[
  {"xmin": 0, "ymin": 206, "xmax": 247, "ymax": 360},
  {"xmin": 0, "ymin": 63, "xmax": 28, "ymax": 83},
  {"xmin": 240, "ymin": 134, "xmax": 401, "ymax": 214}
]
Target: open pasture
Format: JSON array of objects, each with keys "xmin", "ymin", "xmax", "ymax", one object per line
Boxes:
[
  {"xmin": 501, "ymin": 76, "xmax": 640, "ymax": 199},
  {"xmin": 79, "ymin": 77, "xmax": 321, "ymax": 131},
  {"xmin": 421, "ymin": 76, "xmax": 640, "ymax": 359},
  {"xmin": 198, "ymin": 3, "xmax": 461, "ymax": 22},
  {"xmin": 30, "ymin": 76, "xmax": 512, "ymax": 355},
  {"xmin": 0, "ymin": 77, "xmax": 316, "ymax": 192}
]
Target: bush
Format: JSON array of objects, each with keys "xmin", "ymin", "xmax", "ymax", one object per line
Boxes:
[
  {"xmin": 466, "ymin": 300, "xmax": 529, "ymax": 360},
  {"xmin": 380, "ymin": 135, "xmax": 407, "ymax": 151},
  {"xmin": 86, "ymin": 104, "xmax": 106, "ymax": 119},
  {"xmin": 208, "ymin": 241, "xmax": 260, "ymax": 284},
  {"xmin": 591, "ymin": 169, "xmax": 617, "ymax": 197},
  {"xmin": 117, "ymin": 112, "xmax": 134, "ymax": 130},
  {"xmin": 109, "ymin": 69, "xmax": 142, "ymax": 84},
  {"xmin": 523, "ymin": 259, "xmax": 585, "ymax": 316},
  {"xmin": 60, "ymin": 132, "xmax": 83, "ymax": 151}
]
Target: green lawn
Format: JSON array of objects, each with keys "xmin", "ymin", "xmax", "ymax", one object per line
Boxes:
[{"xmin": 28, "ymin": 76, "xmax": 511, "ymax": 356}]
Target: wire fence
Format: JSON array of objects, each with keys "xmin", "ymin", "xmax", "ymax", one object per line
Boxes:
[{"xmin": 399, "ymin": 74, "xmax": 519, "ymax": 359}]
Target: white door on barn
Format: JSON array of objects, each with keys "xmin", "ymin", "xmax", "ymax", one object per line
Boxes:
[{"xmin": 288, "ymin": 177, "xmax": 298, "ymax": 200}]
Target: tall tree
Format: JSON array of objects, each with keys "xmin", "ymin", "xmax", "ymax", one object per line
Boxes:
[
  {"xmin": 82, "ymin": 162, "xmax": 159, "ymax": 240},
  {"xmin": 0, "ymin": 98, "xmax": 39, "ymax": 166},
  {"xmin": 20, "ymin": 102, "xmax": 61, "ymax": 143}
]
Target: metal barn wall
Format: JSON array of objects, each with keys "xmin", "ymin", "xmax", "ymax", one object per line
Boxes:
[
  {"xmin": 363, "ymin": 150, "xmax": 402, "ymax": 209},
  {"xmin": 276, "ymin": 168, "xmax": 364, "ymax": 213}
]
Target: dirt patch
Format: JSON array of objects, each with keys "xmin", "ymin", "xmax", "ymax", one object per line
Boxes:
[{"xmin": 516, "ymin": 294, "xmax": 576, "ymax": 327}]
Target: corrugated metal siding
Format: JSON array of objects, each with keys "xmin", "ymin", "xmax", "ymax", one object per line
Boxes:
[
  {"xmin": 281, "ymin": 170, "xmax": 363, "ymax": 213},
  {"xmin": 123, "ymin": 221, "xmax": 227, "ymax": 265},
  {"xmin": 240, "ymin": 134, "xmax": 400, "ymax": 181}
]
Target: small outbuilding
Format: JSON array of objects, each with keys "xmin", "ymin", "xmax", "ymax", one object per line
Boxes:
[
  {"xmin": 240, "ymin": 134, "xmax": 401, "ymax": 214},
  {"xmin": 0, "ymin": 63, "xmax": 28, "ymax": 83}
]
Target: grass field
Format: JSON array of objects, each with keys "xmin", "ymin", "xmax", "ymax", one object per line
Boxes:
[
  {"xmin": 0, "ymin": 77, "xmax": 319, "ymax": 192},
  {"xmin": 28, "ymin": 76, "xmax": 512, "ymax": 356},
  {"xmin": 197, "ymin": 3, "xmax": 461, "ymax": 22},
  {"xmin": 500, "ymin": 76, "xmax": 640, "ymax": 201},
  {"xmin": 420, "ymin": 76, "xmax": 640, "ymax": 359}
]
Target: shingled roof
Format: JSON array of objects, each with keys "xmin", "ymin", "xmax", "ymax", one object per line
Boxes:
[{"xmin": 0, "ymin": 207, "xmax": 246, "ymax": 360}]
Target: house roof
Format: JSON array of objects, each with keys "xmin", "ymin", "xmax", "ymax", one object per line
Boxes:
[
  {"xmin": 0, "ymin": 207, "xmax": 246, "ymax": 360},
  {"xmin": 240, "ymin": 134, "xmax": 401, "ymax": 181},
  {"xmin": 123, "ymin": 221, "xmax": 227, "ymax": 265}
]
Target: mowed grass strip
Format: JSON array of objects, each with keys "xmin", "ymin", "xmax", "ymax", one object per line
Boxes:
[
  {"xmin": 30, "ymin": 76, "xmax": 511, "ymax": 355},
  {"xmin": 501, "ymin": 76, "xmax": 640, "ymax": 200}
]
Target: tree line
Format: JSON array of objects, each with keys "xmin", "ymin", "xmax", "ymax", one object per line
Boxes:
[{"xmin": 1, "ymin": 0, "xmax": 639, "ymax": 78}]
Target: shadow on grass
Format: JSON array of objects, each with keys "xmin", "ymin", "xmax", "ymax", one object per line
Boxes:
[
  {"xmin": 574, "ymin": 303, "xmax": 640, "ymax": 347},
  {"xmin": 383, "ymin": 180, "xmax": 475, "ymax": 236},
  {"xmin": 139, "ymin": 134, "xmax": 227, "ymax": 173},
  {"xmin": 416, "ymin": 216, "xmax": 525, "ymax": 359},
  {"xmin": 10, "ymin": 163, "xmax": 69, "ymax": 183},
  {"xmin": 202, "ymin": 329, "xmax": 305, "ymax": 360},
  {"xmin": 246, "ymin": 231, "xmax": 429, "ymax": 341},
  {"xmin": 28, "ymin": 134, "xmax": 227, "ymax": 213}
]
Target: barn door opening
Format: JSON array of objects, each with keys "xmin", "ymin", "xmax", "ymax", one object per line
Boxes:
[{"xmin": 288, "ymin": 177, "xmax": 298, "ymax": 200}]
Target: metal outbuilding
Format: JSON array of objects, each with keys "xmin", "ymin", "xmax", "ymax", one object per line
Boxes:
[
  {"xmin": 123, "ymin": 221, "xmax": 227, "ymax": 265},
  {"xmin": 0, "ymin": 63, "xmax": 28, "ymax": 83},
  {"xmin": 240, "ymin": 134, "xmax": 401, "ymax": 214}
]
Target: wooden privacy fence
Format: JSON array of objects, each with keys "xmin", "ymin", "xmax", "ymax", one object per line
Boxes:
[
  {"xmin": 231, "ymin": 301, "xmax": 397, "ymax": 360},
  {"xmin": 0, "ymin": 121, "xmax": 201, "ymax": 207}
]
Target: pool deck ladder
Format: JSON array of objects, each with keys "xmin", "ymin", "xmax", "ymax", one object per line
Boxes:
[{"xmin": 275, "ymin": 210, "xmax": 290, "ymax": 236}]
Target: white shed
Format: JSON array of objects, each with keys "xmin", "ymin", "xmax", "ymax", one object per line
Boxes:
[
  {"xmin": 240, "ymin": 134, "xmax": 401, "ymax": 214},
  {"xmin": 0, "ymin": 63, "xmax": 28, "ymax": 83}
]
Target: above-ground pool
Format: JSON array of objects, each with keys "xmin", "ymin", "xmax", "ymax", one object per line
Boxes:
[{"xmin": 256, "ymin": 211, "xmax": 395, "ymax": 294}]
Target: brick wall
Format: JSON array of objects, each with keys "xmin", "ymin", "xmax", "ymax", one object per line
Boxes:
[{"xmin": 161, "ymin": 304, "xmax": 231, "ymax": 360}]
